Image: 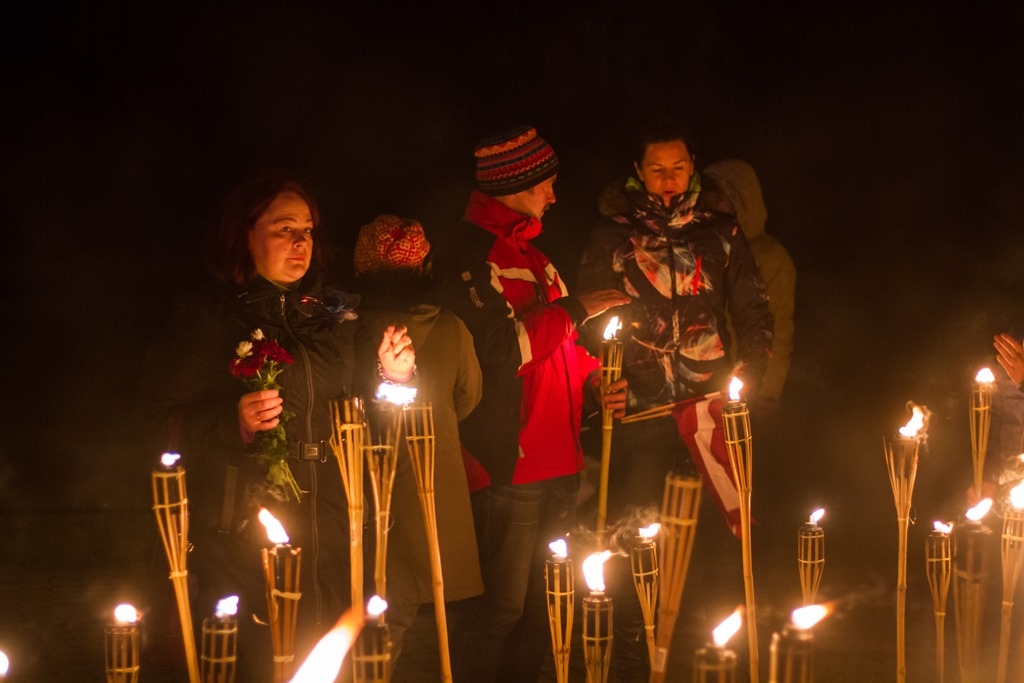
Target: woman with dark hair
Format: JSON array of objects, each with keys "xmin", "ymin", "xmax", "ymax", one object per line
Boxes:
[{"xmin": 135, "ymin": 169, "xmax": 415, "ymax": 681}]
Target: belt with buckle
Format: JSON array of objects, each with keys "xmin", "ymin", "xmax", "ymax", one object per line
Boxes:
[{"xmin": 288, "ymin": 441, "xmax": 328, "ymax": 463}]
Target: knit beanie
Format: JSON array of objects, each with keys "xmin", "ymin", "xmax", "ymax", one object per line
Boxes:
[
  {"xmin": 474, "ymin": 125, "xmax": 559, "ymax": 195},
  {"xmin": 353, "ymin": 215, "xmax": 431, "ymax": 276}
]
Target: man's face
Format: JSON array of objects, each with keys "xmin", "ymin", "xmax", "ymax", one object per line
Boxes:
[
  {"xmin": 499, "ymin": 176, "xmax": 557, "ymax": 220},
  {"xmin": 635, "ymin": 140, "xmax": 694, "ymax": 207}
]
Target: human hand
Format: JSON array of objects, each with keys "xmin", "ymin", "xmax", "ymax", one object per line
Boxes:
[
  {"xmin": 379, "ymin": 324, "xmax": 416, "ymax": 382},
  {"xmin": 238, "ymin": 389, "xmax": 283, "ymax": 434},
  {"xmin": 602, "ymin": 377, "xmax": 629, "ymax": 419},
  {"xmin": 994, "ymin": 333, "xmax": 1024, "ymax": 385},
  {"xmin": 576, "ymin": 289, "xmax": 632, "ymax": 322}
]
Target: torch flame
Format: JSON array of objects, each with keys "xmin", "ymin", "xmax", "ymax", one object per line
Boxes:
[
  {"xmin": 215, "ymin": 595, "xmax": 239, "ymax": 619},
  {"xmin": 638, "ymin": 523, "xmax": 661, "ymax": 540},
  {"xmin": 975, "ymin": 367, "xmax": 995, "ymax": 383},
  {"xmin": 548, "ymin": 539, "xmax": 569, "ymax": 559},
  {"xmin": 287, "ymin": 609, "xmax": 364, "ymax": 683},
  {"xmin": 728, "ymin": 376, "xmax": 744, "ymax": 402},
  {"xmin": 0, "ymin": 650, "xmax": 8, "ymax": 676},
  {"xmin": 603, "ymin": 316, "xmax": 622, "ymax": 341},
  {"xmin": 113, "ymin": 604, "xmax": 140, "ymax": 624},
  {"xmin": 160, "ymin": 452, "xmax": 181, "ymax": 468},
  {"xmin": 933, "ymin": 520, "xmax": 953, "ymax": 534},
  {"xmin": 898, "ymin": 404, "xmax": 925, "ymax": 438},
  {"xmin": 258, "ymin": 508, "xmax": 290, "ymax": 545},
  {"xmin": 791, "ymin": 604, "xmax": 829, "ymax": 630},
  {"xmin": 1011, "ymin": 481, "xmax": 1024, "ymax": 510},
  {"xmin": 582, "ymin": 550, "xmax": 613, "ymax": 593},
  {"xmin": 367, "ymin": 595, "xmax": 388, "ymax": 618},
  {"xmin": 809, "ymin": 508, "xmax": 825, "ymax": 525},
  {"xmin": 711, "ymin": 606, "xmax": 743, "ymax": 647},
  {"xmin": 966, "ymin": 498, "xmax": 993, "ymax": 522},
  {"xmin": 375, "ymin": 383, "xmax": 418, "ymax": 406}
]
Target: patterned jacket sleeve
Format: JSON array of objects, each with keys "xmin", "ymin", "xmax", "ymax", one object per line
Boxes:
[{"xmin": 724, "ymin": 222, "xmax": 775, "ymax": 391}]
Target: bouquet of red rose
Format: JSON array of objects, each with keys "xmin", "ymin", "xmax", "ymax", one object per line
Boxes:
[{"xmin": 229, "ymin": 329, "xmax": 302, "ymax": 501}]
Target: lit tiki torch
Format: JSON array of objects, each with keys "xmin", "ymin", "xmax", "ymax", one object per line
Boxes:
[
  {"xmin": 926, "ymin": 520, "xmax": 953, "ymax": 683},
  {"xmin": 883, "ymin": 402, "xmax": 926, "ymax": 683},
  {"xmin": 722, "ymin": 376, "xmax": 759, "ymax": 683},
  {"xmin": 693, "ymin": 606, "xmax": 742, "ymax": 683},
  {"xmin": 201, "ymin": 595, "xmax": 238, "ymax": 683},
  {"xmin": 596, "ymin": 315, "xmax": 623, "ymax": 542},
  {"xmin": 970, "ymin": 367, "xmax": 995, "ymax": 500},
  {"xmin": 545, "ymin": 538, "xmax": 574, "ymax": 683},
  {"xmin": 364, "ymin": 395, "xmax": 404, "ymax": 601},
  {"xmin": 260, "ymin": 508, "xmax": 302, "ymax": 683},
  {"xmin": 798, "ymin": 508, "xmax": 825, "ymax": 606},
  {"xmin": 997, "ymin": 482, "xmax": 1024, "ymax": 683},
  {"xmin": 105, "ymin": 603, "xmax": 140, "ymax": 683},
  {"xmin": 352, "ymin": 595, "xmax": 391, "ymax": 683},
  {"xmin": 151, "ymin": 452, "xmax": 201, "ymax": 683},
  {"xmin": 630, "ymin": 523, "xmax": 660, "ymax": 667},
  {"xmin": 768, "ymin": 604, "xmax": 831, "ymax": 683},
  {"xmin": 953, "ymin": 497, "xmax": 993, "ymax": 683},
  {"xmin": 329, "ymin": 396, "xmax": 367, "ymax": 613},
  {"xmin": 403, "ymin": 401, "xmax": 453, "ymax": 683},
  {"xmin": 583, "ymin": 550, "xmax": 614, "ymax": 683},
  {"xmin": 650, "ymin": 472, "xmax": 701, "ymax": 682},
  {"xmin": 287, "ymin": 608, "xmax": 365, "ymax": 683}
]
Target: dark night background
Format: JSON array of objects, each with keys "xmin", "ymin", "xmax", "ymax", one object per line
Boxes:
[
  {"xmin": 2, "ymin": 2, "xmax": 1024, "ymax": 680},
  {"xmin": 2, "ymin": 0, "xmax": 1024, "ymax": 583}
]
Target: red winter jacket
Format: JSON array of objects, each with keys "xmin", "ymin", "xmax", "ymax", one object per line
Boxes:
[{"xmin": 434, "ymin": 191, "xmax": 599, "ymax": 486}]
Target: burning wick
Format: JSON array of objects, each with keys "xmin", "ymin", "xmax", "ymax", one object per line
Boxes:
[
  {"xmin": 898, "ymin": 405, "xmax": 925, "ymax": 438},
  {"xmin": 713, "ymin": 607, "xmax": 743, "ymax": 647},
  {"xmin": 287, "ymin": 609, "xmax": 364, "ymax": 683},
  {"xmin": 159, "ymin": 452, "xmax": 181, "ymax": 469},
  {"xmin": 215, "ymin": 595, "xmax": 239, "ymax": 620},
  {"xmin": 975, "ymin": 367, "xmax": 995, "ymax": 384},
  {"xmin": 728, "ymin": 376, "xmax": 744, "ymax": 403},
  {"xmin": 367, "ymin": 595, "xmax": 388, "ymax": 618},
  {"xmin": 259, "ymin": 508, "xmax": 290, "ymax": 545},
  {"xmin": 934, "ymin": 520, "xmax": 953, "ymax": 535},
  {"xmin": 638, "ymin": 523, "xmax": 661, "ymax": 541},
  {"xmin": 114, "ymin": 604, "xmax": 140, "ymax": 625},
  {"xmin": 791, "ymin": 604, "xmax": 829, "ymax": 630},
  {"xmin": 549, "ymin": 538, "xmax": 569, "ymax": 559},
  {"xmin": 808, "ymin": 508, "xmax": 825, "ymax": 526},
  {"xmin": 376, "ymin": 383, "xmax": 418, "ymax": 406},
  {"xmin": 1011, "ymin": 482, "xmax": 1024, "ymax": 510},
  {"xmin": 603, "ymin": 316, "xmax": 622, "ymax": 340},
  {"xmin": 583, "ymin": 550, "xmax": 613, "ymax": 594},
  {"xmin": 966, "ymin": 498, "xmax": 993, "ymax": 524}
]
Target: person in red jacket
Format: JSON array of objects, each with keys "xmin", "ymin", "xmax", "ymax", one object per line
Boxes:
[{"xmin": 433, "ymin": 125, "xmax": 629, "ymax": 682}]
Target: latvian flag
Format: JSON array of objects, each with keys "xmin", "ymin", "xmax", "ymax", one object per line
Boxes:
[{"xmin": 671, "ymin": 396, "xmax": 742, "ymax": 538}]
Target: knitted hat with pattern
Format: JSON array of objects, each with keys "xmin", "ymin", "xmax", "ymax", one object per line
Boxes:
[
  {"xmin": 353, "ymin": 215, "xmax": 431, "ymax": 275},
  {"xmin": 474, "ymin": 125, "xmax": 559, "ymax": 195}
]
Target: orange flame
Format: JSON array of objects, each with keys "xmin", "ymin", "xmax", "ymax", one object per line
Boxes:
[
  {"xmin": 258, "ymin": 508, "xmax": 290, "ymax": 545},
  {"xmin": 1011, "ymin": 482, "xmax": 1024, "ymax": 510},
  {"xmin": 966, "ymin": 498, "xmax": 993, "ymax": 522},
  {"xmin": 159, "ymin": 452, "xmax": 181, "ymax": 468},
  {"xmin": 728, "ymin": 377, "xmax": 744, "ymax": 402},
  {"xmin": 809, "ymin": 508, "xmax": 825, "ymax": 525},
  {"xmin": 933, "ymin": 520, "xmax": 953, "ymax": 535},
  {"xmin": 898, "ymin": 404, "xmax": 925, "ymax": 438},
  {"xmin": 548, "ymin": 539, "xmax": 568, "ymax": 559},
  {"xmin": 791, "ymin": 604, "xmax": 830, "ymax": 630},
  {"xmin": 287, "ymin": 609, "xmax": 364, "ymax": 683},
  {"xmin": 975, "ymin": 367, "xmax": 995, "ymax": 383},
  {"xmin": 113, "ymin": 604, "xmax": 140, "ymax": 624},
  {"xmin": 582, "ymin": 550, "xmax": 613, "ymax": 593},
  {"xmin": 712, "ymin": 606, "xmax": 743, "ymax": 647},
  {"xmin": 638, "ymin": 523, "xmax": 661, "ymax": 540},
  {"xmin": 603, "ymin": 316, "xmax": 622, "ymax": 340}
]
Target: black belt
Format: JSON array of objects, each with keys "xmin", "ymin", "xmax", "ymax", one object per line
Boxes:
[{"xmin": 288, "ymin": 441, "xmax": 328, "ymax": 463}]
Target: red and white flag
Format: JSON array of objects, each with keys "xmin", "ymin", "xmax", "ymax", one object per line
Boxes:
[{"xmin": 671, "ymin": 396, "xmax": 742, "ymax": 537}]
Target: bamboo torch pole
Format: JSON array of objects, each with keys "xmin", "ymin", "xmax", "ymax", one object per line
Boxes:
[
  {"xmin": 152, "ymin": 452, "xmax": 201, "ymax": 683},
  {"xmin": 722, "ymin": 377, "xmax": 758, "ymax": 683},
  {"xmin": 954, "ymin": 499, "xmax": 993, "ymax": 683},
  {"xmin": 545, "ymin": 539, "xmax": 574, "ymax": 683},
  {"xmin": 926, "ymin": 521, "xmax": 953, "ymax": 683},
  {"xmin": 997, "ymin": 483, "xmax": 1024, "ymax": 683},
  {"xmin": 969, "ymin": 368, "xmax": 994, "ymax": 500},
  {"xmin": 330, "ymin": 397, "xmax": 367, "ymax": 614},
  {"xmin": 403, "ymin": 402, "xmax": 452, "ymax": 683},
  {"xmin": 596, "ymin": 316, "xmax": 623, "ymax": 542},
  {"xmin": 883, "ymin": 403, "xmax": 925, "ymax": 683},
  {"xmin": 650, "ymin": 473, "xmax": 701, "ymax": 682}
]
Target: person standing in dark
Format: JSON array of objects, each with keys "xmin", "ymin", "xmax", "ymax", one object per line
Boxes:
[
  {"xmin": 134, "ymin": 169, "xmax": 415, "ymax": 681},
  {"xmin": 576, "ymin": 127, "xmax": 774, "ymax": 682},
  {"xmin": 350, "ymin": 214, "xmax": 485, "ymax": 673},
  {"xmin": 432, "ymin": 125, "xmax": 629, "ymax": 682}
]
